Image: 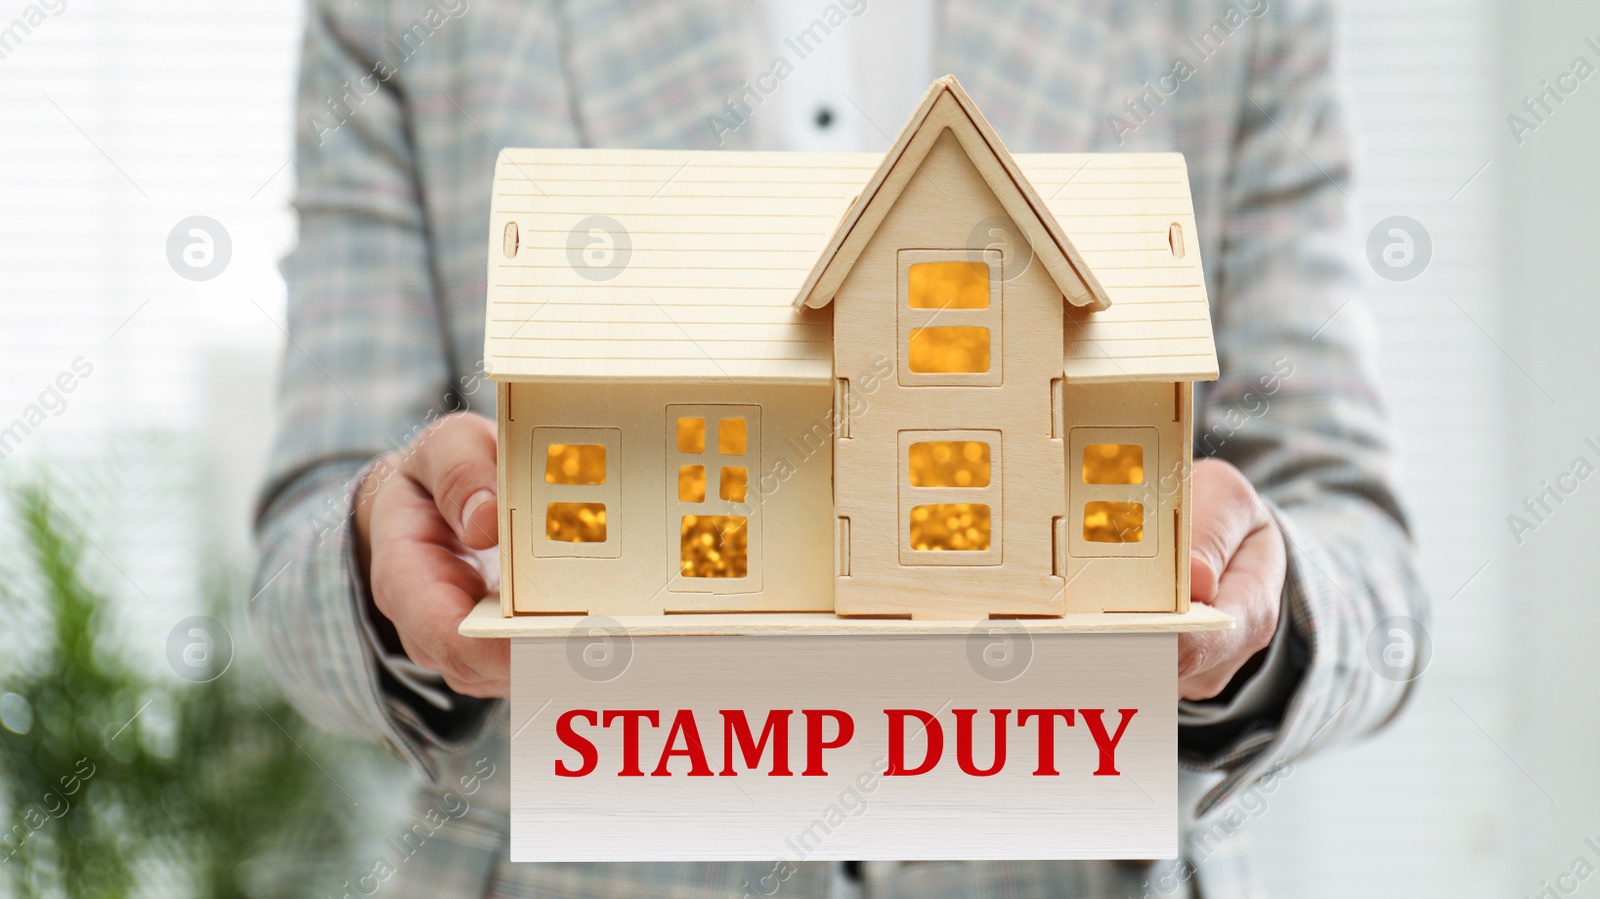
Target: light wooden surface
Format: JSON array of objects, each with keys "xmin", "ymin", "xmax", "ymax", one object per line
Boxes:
[
  {"xmin": 460, "ymin": 595, "xmax": 1231, "ymax": 638},
  {"xmin": 509, "ymin": 633, "xmax": 1178, "ymax": 860}
]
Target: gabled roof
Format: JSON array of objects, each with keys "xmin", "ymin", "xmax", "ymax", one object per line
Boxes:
[
  {"xmin": 793, "ymin": 76, "xmax": 1111, "ymax": 313},
  {"xmin": 484, "ymin": 86, "xmax": 1217, "ymax": 385},
  {"xmin": 484, "ymin": 149, "xmax": 869, "ymax": 385}
]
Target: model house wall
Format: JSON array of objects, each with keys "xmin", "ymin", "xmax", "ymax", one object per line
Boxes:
[{"xmin": 500, "ymin": 381, "xmax": 835, "ymax": 615}]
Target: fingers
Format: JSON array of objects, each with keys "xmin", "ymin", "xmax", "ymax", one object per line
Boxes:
[
  {"xmin": 1180, "ymin": 459, "xmax": 1287, "ymax": 700},
  {"xmin": 1188, "ymin": 459, "xmax": 1270, "ymax": 604},
  {"xmin": 369, "ymin": 466, "xmax": 510, "ymax": 698},
  {"xmin": 393, "ymin": 588, "xmax": 511, "ymax": 699},
  {"xmin": 399, "ymin": 412, "xmax": 500, "ymax": 550},
  {"xmin": 1178, "ymin": 523, "xmax": 1285, "ymax": 699}
]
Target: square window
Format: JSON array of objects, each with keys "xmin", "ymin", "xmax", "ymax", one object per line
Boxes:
[
  {"xmin": 1082, "ymin": 444, "xmax": 1144, "ymax": 485},
  {"xmin": 908, "ymin": 441, "xmax": 990, "ymax": 488},
  {"xmin": 678, "ymin": 465, "xmax": 706, "ymax": 503},
  {"xmin": 547, "ymin": 502, "xmax": 607, "ymax": 543},
  {"xmin": 720, "ymin": 466, "xmax": 748, "ymax": 502},
  {"xmin": 908, "ymin": 326, "xmax": 990, "ymax": 373},
  {"xmin": 680, "ymin": 515, "xmax": 748, "ymax": 578},
  {"xmin": 1083, "ymin": 501, "xmax": 1144, "ymax": 543},
  {"xmin": 909, "ymin": 503, "xmax": 991, "ymax": 552},
  {"xmin": 908, "ymin": 261, "xmax": 990, "ymax": 309},
  {"xmin": 545, "ymin": 444, "xmax": 606, "ymax": 485},
  {"xmin": 677, "ymin": 417, "xmax": 705, "ymax": 454},
  {"xmin": 718, "ymin": 418, "xmax": 747, "ymax": 455}
]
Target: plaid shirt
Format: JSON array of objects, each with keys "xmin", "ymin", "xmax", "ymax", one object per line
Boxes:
[{"xmin": 252, "ymin": 1, "xmax": 1427, "ymax": 896}]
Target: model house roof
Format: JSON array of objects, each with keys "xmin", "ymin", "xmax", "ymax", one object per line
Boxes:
[
  {"xmin": 794, "ymin": 77, "xmax": 1111, "ymax": 314},
  {"xmin": 484, "ymin": 87, "xmax": 1218, "ymax": 385}
]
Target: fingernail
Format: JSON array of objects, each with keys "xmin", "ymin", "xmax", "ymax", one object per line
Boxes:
[{"xmin": 461, "ymin": 488, "xmax": 495, "ymax": 534}]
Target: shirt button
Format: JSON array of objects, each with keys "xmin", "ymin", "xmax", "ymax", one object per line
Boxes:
[{"xmin": 815, "ymin": 106, "xmax": 834, "ymax": 129}]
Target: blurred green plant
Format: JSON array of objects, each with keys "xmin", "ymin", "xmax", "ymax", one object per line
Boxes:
[{"xmin": 0, "ymin": 486, "xmax": 368, "ymax": 898}]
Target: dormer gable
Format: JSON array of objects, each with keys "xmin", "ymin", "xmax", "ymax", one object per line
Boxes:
[{"xmin": 793, "ymin": 75, "xmax": 1111, "ymax": 313}]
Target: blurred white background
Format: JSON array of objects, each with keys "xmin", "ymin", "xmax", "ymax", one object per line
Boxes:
[{"xmin": 0, "ymin": 2, "xmax": 1595, "ymax": 895}]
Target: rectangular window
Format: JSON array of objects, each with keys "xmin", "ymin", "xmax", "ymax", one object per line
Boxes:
[
  {"xmin": 908, "ymin": 326, "xmax": 991, "ymax": 373},
  {"xmin": 909, "ymin": 503, "xmax": 992, "ymax": 552},
  {"xmin": 899, "ymin": 429, "xmax": 1002, "ymax": 566},
  {"xmin": 908, "ymin": 440, "xmax": 991, "ymax": 488},
  {"xmin": 668, "ymin": 404, "xmax": 761, "ymax": 592},
  {"xmin": 1082, "ymin": 501, "xmax": 1144, "ymax": 543},
  {"xmin": 1069, "ymin": 428, "xmax": 1158, "ymax": 559},
  {"xmin": 546, "ymin": 502, "xmax": 607, "ymax": 543},
  {"xmin": 898, "ymin": 249, "xmax": 1002, "ymax": 386},
  {"xmin": 532, "ymin": 427, "xmax": 622, "ymax": 559},
  {"xmin": 908, "ymin": 260, "xmax": 990, "ymax": 309},
  {"xmin": 1082, "ymin": 444, "xmax": 1144, "ymax": 485}
]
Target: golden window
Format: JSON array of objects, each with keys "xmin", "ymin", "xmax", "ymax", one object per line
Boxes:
[
  {"xmin": 908, "ymin": 260, "xmax": 989, "ymax": 310},
  {"xmin": 1082, "ymin": 501, "xmax": 1143, "ymax": 544},
  {"xmin": 545, "ymin": 444, "xmax": 606, "ymax": 485},
  {"xmin": 532, "ymin": 427, "xmax": 621, "ymax": 559},
  {"xmin": 546, "ymin": 502, "xmax": 607, "ymax": 543},
  {"xmin": 1068, "ymin": 428, "xmax": 1158, "ymax": 559},
  {"xmin": 668, "ymin": 405, "xmax": 762, "ymax": 591},
  {"xmin": 907, "ymin": 326, "xmax": 991, "ymax": 374},
  {"xmin": 908, "ymin": 440, "xmax": 991, "ymax": 488},
  {"xmin": 898, "ymin": 430, "xmax": 1001, "ymax": 565},
  {"xmin": 909, "ymin": 503, "xmax": 991, "ymax": 552},
  {"xmin": 677, "ymin": 465, "xmax": 706, "ymax": 503},
  {"xmin": 1082, "ymin": 444, "xmax": 1144, "ymax": 486},
  {"xmin": 898, "ymin": 249, "xmax": 1002, "ymax": 386}
]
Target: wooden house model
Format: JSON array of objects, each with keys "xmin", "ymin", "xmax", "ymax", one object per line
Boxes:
[{"xmin": 483, "ymin": 76, "xmax": 1218, "ymax": 621}]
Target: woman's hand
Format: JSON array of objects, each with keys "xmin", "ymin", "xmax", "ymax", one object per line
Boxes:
[
  {"xmin": 1180, "ymin": 459, "xmax": 1288, "ymax": 701},
  {"xmin": 354, "ymin": 412, "xmax": 509, "ymax": 698}
]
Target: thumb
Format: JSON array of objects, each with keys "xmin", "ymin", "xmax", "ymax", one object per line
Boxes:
[
  {"xmin": 402, "ymin": 412, "xmax": 500, "ymax": 549},
  {"xmin": 1188, "ymin": 459, "xmax": 1261, "ymax": 604}
]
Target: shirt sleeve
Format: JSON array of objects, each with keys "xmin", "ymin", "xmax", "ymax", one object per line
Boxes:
[
  {"xmin": 248, "ymin": 0, "xmax": 499, "ymax": 782},
  {"xmin": 1172, "ymin": 0, "xmax": 1429, "ymax": 819}
]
